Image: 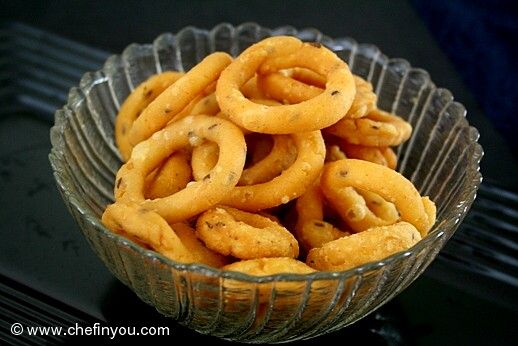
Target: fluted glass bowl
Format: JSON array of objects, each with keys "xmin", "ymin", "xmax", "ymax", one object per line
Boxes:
[{"xmin": 49, "ymin": 23, "xmax": 482, "ymax": 343}]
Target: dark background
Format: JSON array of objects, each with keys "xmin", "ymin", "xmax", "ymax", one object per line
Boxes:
[{"xmin": 1, "ymin": 1, "xmax": 517, "ymax": 345}]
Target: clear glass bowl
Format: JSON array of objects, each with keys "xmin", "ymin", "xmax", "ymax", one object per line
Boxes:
[{"xmin": 49, "ymin": 23, "xmax": 483, "ymax": 343}]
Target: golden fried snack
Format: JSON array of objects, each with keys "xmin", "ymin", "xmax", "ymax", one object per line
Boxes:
[
  {"xmin": 102, "ymin": 203, "xmax": 226, "ymax": 267},
  {"xmin": 240, "ymin": 76, "xmax": 268, "ymax": 99},
  {"xmin": 306, "ymin": 222, "xmax": 422, "ymax": 271},
  {"xmin": 326, "ymin": 108, "xmax": 412, "ymax": 147},
  {"xmin": 221, "ymin": 130, "xmax": 326, "ymax": 211},
  {"xmin": 258, "ymin": 73, "xmax": 375, "ymax": 119},
  {"xmin": 290, "ymin": 67, "xmax": 326, "ymax": 87},
  {"xmin": 191, "ymin": 141, "xmax": 219, "ymax": 181},
  {"xmin": 129, "ymin": 52, "xmax": 232, "ymax": 146},
  {"xmin": 257, "ymin": 72, "xmax": 322, "ymax": 104},
  {"xmin": 190, "ymin": 92, "xmax": 220, "ymax": 116},
  {"xmin": 324, "ymin": 186, "xmax": 400, "ymax": 233},
  {"xmin": 321, "ymin": 159, "xmax": 436, "ymax": 236},
  {"xmin": 325, "ymin": 144, "xmax": 347, "ymax": 162},
  {"xmin": 216, "ymin": 36, "xmax": 355, "ymax": 133},
  {"xmin": 115, "ymin": 115, "xmax": 246, "ymax": 223},
  {"xmin": 222, "ymin": 257, "xmax": 315, "ymax": 276},
  {"xmin": 295, "ymin": 182, "xmax": 349, "ymax": 251},
  {"xmin": 115, "ymin": 71, "xmax": 184, "ymax": 161},
  {"xmin": 171, "ymin": 222, "xmax": 230, "ymax": 267},
  {"xmin": 196, "ymin": 207, "xmax": 299, "ymax": 259},
  {"xmin": 144, "ymin": 149, "xmax": 192, "ymax": 199},
  {"xmin": 239, "ymin": 135, "xmax": 297, "ymax": 185},
  {"xmin": 341, "ymin": 142, "xmax": 397, "ymax": 169}
]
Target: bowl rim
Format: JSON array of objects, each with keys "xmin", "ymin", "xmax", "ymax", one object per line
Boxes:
[{"xmin": 49, "ymin": 22, "xmax": 484, "ymax": 284}]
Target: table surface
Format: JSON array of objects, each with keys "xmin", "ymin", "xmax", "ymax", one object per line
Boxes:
[{"xmin": 1, "ymin": 1, "xmax": 516, "ymax": 345}]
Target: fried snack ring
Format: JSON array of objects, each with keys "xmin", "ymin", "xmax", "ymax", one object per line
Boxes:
[
  {"xmin": 221, "ymin": 130, "xmax": 326, "ymax": 211},
  {"xmin": 144, "ymin": 150, "xmax": 192, "ymax": 199},
  {"xmin": 222, "ymin": 257, "xmax": 315, "ymax": 276},
  {"xmin": 257, "ymin": 72, "xmax": 322, "ymax": 104},
  {"xmin": 191, "ymin": 141, "xmax": 219, "ymax": 181},
  {"xmin": 258, "ymin": 73, "xmax": 375, "ymax": 119},
  {"xmin": 295, "ymin": 182, "xmax": 349, "ymax": 251},
  {"xmin": 290, "ymin": 67, "xmax": 326, "ymax": 87},
  {"xmin": 115, "ymin": 115, "xmax": 246, "ymax": 223},
  {"xmin": 196, "ymin": 207, "xmax": 299, "ymax": 259},
  {"xmin": 171, "ymin": 222, "xmax": 230, "ymax": 267},
  {"xmin": 306, "ymin": 222, "xmax": 422, "ymax": 271},
  {"xmin": 325, "ymin": 144, "xmax": 347, "ymax": 162},
  {"xmin": 326, "ymin": 108, "xmax": 412, "ymax": 147},
  {"xmin": 321, "ymin": 159, "xmax": 436, "ymax": 235},
  {"xmin": 129, "ymin": 52, "xmax": 232, "ymax": 146},
  {"xmin": 341, "ymin": 142, "xmax": 397, "ymax": 169},
  {"xmin": 115, "ymin": 71, "xmax": 184, "ymax": 161},
  {"xmin": 325, "ymin": 186, "xmax": 400, "ymax": 233},
  {"xmin": 102, "ymin": 203, "xmax": 227, "ymax": 267},
  {"xmin": 240, "ymin": 76, "xmax": 268, "ymax": 99},
  {"xmin": 216, "ymin": 36, "xmax": 355, "ymax": 133},
  {"xmin": 190, "ymin": 92, "xmax": 220, "ymax": 116},
  {"xmin": 239, "ymin": 135, "xmax": 297, "ymax": 185}
]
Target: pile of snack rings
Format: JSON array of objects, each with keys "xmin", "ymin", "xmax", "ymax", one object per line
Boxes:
[{"xmin": 102, "ymin": 36, "xmax": 436, "ymax": 276}]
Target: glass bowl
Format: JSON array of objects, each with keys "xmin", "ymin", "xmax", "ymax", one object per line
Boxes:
[{"xmin": 49, "ymin": 23, "xmax": 482, "ymax": 343}]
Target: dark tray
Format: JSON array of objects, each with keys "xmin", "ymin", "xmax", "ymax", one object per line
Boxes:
[{"xmin": 0, "ymin": 22, "xmax": 516, "ymax": 345}]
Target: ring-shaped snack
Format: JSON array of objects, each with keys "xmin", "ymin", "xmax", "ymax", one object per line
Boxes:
[
  {"xmin": 129, "ymin": 52, "xmax": 232, "ymax": 145},
  {"xmin": 196, "ymin": 207, "xmax": 299, "ymax": 259},
  {"xmin": 324, "ymin": 186, "xmax": 400, "ymax": 233},
  {"xmin": 257, "ymin": 73, "xmax": 375, "ymax": 119},
  {"xmin": 295, "ymin": 182, "xmax": 349, "ymax": 251},
  {"xmin": 115, "ymin": 71, "xmax": 184, "ymax": 161},
  {"xmin": 306, "ymin": 222, "xmax": 422, "ymax": 271},
  {"xmin": 144, "ymin": 149, "xmax": 192, "ymax": 199},
  {"xmin": 326, "ymin": 108, "xmax": 412, "ymax": 147},
  {"xmin": 102, "ymin": 203, "xmax": 227, "ymax": 267},
  {"xmin": 221, "ymin": 130, "xmax": 326, "ymax": 211},
  {"xmin": 321, "ymin": 159, "xmax": 436, "ymax": 236},
  {"xmin": 115, "ymin": 115, "xmax": 246, "ymax": 223},
  {"xmin": 216, "ymin": 36, "xmax": 355, "ymax": 133},
  {"xmin": 340, "ymin": 142, "xmax": 397, "ymax": 169}
]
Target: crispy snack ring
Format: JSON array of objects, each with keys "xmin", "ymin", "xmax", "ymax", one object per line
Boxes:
[
  {"xmin": 258, "ymin": 73, "xmax": 375, "ymax": 119},
  {"xmin": 221, "ymin": 130, "xmax": 326, "ymax": 211},
  {"xmin": 115, "ymin": 115, "xmax": 246, "ymax": 223},
  {"xmin": 326, "ymin": 108, "xmax": 412, "ymax": 147},
  {"xmin": 129, "ymin": 52, "xmax": 232, "ymax": 146},
  {"xmin": 257, "ymin": 72, "xmax": 322, "ymax": 104},
  {"xmin": 290, "ymin": 67, "xmax": 326, "ymax": 87},
  {"xmin": 196, "ymin": 207, "xmax": 299, "ymax": 259},
  {"xmin": 191, "ymin": 141, "xmax": 219, "ymax": 181},
  {"xmin": 216, "ymin": 36, "xmax": 355, "ymax": 133},
  {"xmin": 321, "ymin": 159, "xmax": 436, "ymax": 236},
  {"xmin": 341, "ymin": 142, "xmax": 397, "ymax": 169},
  {"xmin": 240, "ymin": 76, "xmax": 268, "ymax": 99},
  {"xmin": 144, "ymin": 149, "xmax": 192, "ymax": 199},
  {"xmin": 115, "ymin": 71, "xmax": 184, "ymax": 161},
  {"xmin": 222, "ymin": 257, "xmax": 315, "ymax": 276},
  {"xmin": 324, "ymin": 186, "xmax": 400, "ymax": 233},
  {"xmin": 190, "ymin": 92, "xmax": 220, "ymax": 116},
  {"xmin": 102, "ymin": 203, "xmax": 227, "ymax": 267},
  {"xmin": 306, "ymin": 222, "xmax": 422, "ymax": 271},
  {"xmin": 239, "ymin": 135, "xmax": 296, "ymax": 185},
  {"xmin": 325, "ymin": 144, "xmax": 347, "ymax": 162},
  {"xmin": 295, "ymin": 182, "xmax": 349, "ymax": 251}
]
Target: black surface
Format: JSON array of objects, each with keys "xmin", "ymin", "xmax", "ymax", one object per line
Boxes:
[{"xmin": 0, "ymin": 1, "xmax": 517, "ymax": 345}]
